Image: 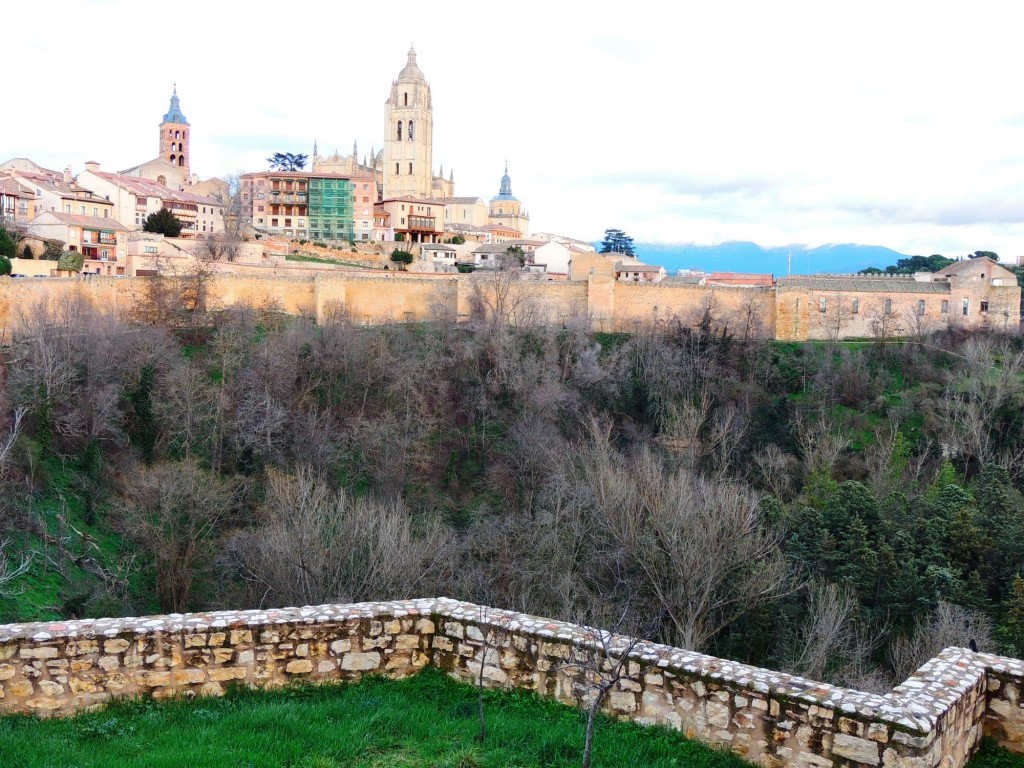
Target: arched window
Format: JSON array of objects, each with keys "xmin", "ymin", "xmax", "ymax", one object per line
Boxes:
[
  {"xmin": 170, "ymin": 154, "xmax": 176, "ymax": 164},
  {"xmin": 408, "ymin": 121, "xmax": 414, "ymax": 140},
  {"xmin": 182, "ymin": 131, "xmax": 186, "ymax": 140},
  {"xmin": 409, "ymin": 162, "xmax": 413, "ymax": 175},
  {"xmin": 404, "ymin": 92, "xmax": 408, "ymax": 106},
  {"xmin": 395, "ymin": 163, "xmax": 400, "ymax": 175},
  {"xmin": 178, "ymin": 156, "xmax": 184, "ymax": 167},
  {"xmin": 396, "ymin": 121, "xmax": 402, "ymax": 140},
  {"xmin": 168, "ymin": 129, "xmax": 173, "ymax": 137},
  {"xmin": 157, "ymin": 175, "xmax": 166, "ymax": 185},
  {"xmin": 175, "ymin": 130, "xmax": 180, "ymax": 139}
]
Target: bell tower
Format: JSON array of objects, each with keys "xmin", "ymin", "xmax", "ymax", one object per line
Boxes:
[
  {"xmin": 383, "ymin": 47, "xmax": 433, "ymax": 199},
  {"xmin": 158, "ymin": 85, "xmax": 190, "ymax": 180}
]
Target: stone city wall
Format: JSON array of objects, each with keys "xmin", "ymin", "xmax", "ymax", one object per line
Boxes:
[{"xmin": 1, "ymin": 599, "xmax": 1021, "ymax": 768}]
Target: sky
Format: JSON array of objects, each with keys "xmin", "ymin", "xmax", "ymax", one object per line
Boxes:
[{"xmin": 5, "ymin": 0, "xmax": 1024, "ymax": 260}]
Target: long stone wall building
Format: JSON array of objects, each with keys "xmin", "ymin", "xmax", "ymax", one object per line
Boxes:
[{"xmin": 0, "ymin": 257, "xmax": 1018, "ymax": 344}]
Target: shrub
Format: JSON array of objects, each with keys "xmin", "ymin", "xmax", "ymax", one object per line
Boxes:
[
  {"xmin": 390, "ymin": 249, "xmax": 414, "ymax": 266},
  {"xmin": 0, "ymin": 255, "xmax": 10, "ymax": 276},
  {"xmin": 43, "ymin": 239, "xmax": 64, "ymax": 259},
  {"xmin": 57, "ymin": 250, "xmax": 85, "ymax": 272},
  {"xmin": 0, "ymin": 227, "xmax": 14, "ymax": 258}
]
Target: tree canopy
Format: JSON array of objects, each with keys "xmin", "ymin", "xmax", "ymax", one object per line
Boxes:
[
  {"xmin": 599, "ymin": 229, "xmax": 636, "ymax": 257},
  {"xmin": 859, "ymin": 254, "xmax": 954, "ymax": 275},
  {"xmin": 267, "ymin": 153, "xmax": 308, "ymax": 171},
  {"xmin": 143, "ymin": 209, "xmax": 183, "ymax": 238},
  {"xmin": 0, "ymin": 226, "xmax": 15, "ymax": 259}
]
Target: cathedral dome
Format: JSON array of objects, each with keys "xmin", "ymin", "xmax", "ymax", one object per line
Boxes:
[
  {"xmin": 398, "ymin": 46, "xmax": 425, "ymax": 82},
  {"xmin": 162, "ymin": 85, "xmax": 188, "ymax": 124},
  {"xmin": 491, "ymin": 163, "xmax": 519, "ymax": 202}
]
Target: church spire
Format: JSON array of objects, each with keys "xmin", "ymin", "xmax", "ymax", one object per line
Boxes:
[
  {"xmin": 352, "ymin": 139, "xmax": 358, "ymax": 159},
  {"xmin": 162, "ymin": 84, "xmax": 188, "ymax": 124}
]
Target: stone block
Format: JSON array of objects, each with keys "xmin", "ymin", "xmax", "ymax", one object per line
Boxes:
[
  {"xmin": 172, "ymin": 669, "xmax": 206, "ymax": 685},
  {"xmin": 317, "ymin": 661, "xmax": 336, "ymax": 674},
  {"xmin": 230, "ymin": 630, "xmax": 252, "ymax": 645},
  {"xmin": 415, "ymin": 618, "xmax": 435, "ymax": 634},
  {"xmin": 135, "ymin": 670, "xmax": 171, "ymax": 687},
  {"xmin": 706, "ymin": 700, "xmax": 730, "ymax": 729},
  {"xmin": 330, "ymin": 639, "xmax": 352, "ymax": 654},
  {"xmin": 340, "ymin": 652, "xmax": 381, "ymax": 672},
  {"xmin": 868, "ymin": 723, "xmax": 889, "ymax": 743},
  {"xmin": 443, "ymin": 622, "xmax": 464, "ymax": 639},
  {"xmin": 8, "ymin": 679, "xmax": 33, "ymax": 697},
  {"xmin": 208, "ymin": 632, "xmax": 227, "ymax": 647},
  {"xmin": 97, "ymin": 656, "xmax": 121, "ymax": 672},
  {"xmin": 237, "ymin": 650, "xmax": 254, "ymax": 665},
  {"xmin": 0, "ymin": 664, "xmax": 14, "ymax": 681},
  {"xmin": 20, "ymin": 646, "xmax": 58, "ymax": 660},
  {"xmin": 833, "ymin": 733, "xmax": 880, "ymax": 764},
  {"xmin": 285, "ymin": 660, "xmax": 313, "ymax": 674},
  {"xmin": 432, "ymin": 637, "xmax": 454, "ymax": 653},
  {"xmin": 69, "ymin": 677, "xmax": 98, "ymax": 694},
  {"xmin": 103, "ymin": 639, "xmax": 131, "ymax": 654},
  {"xmin": 209, "ymin": 668, "xmax": 248, "ymax": 682},
  {"xmin": 66, "ymin": 640, "xmax": 99, "ymax": 656},
  {"xmin": 609, "ymin": 690, "xmax": 637, "ymax": 713},
  {"xmin": 213, "ymin": 649, "xmax": 234, "ymax": 664},
  {"xmin": 384, "ymin": 620, "xmax": 402, "ymax": 635},
  {"xmin": 38, "ymin": 680, "xmax": 64, "ymax": 697},
  {"xmin": 295, "ymin": 643, "xmax": 309, "ymax": 658}
]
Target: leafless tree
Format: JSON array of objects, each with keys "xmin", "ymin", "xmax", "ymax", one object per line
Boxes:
[
  {"xmin": 796, "ymin": 413, "xmax": 850, "ymax": 481},
  {"xmin": 888, "ymin": 602, "xmax": 993, "ymax": 683},
  {"xmin": 117, "ymin": 460, "xmax": 245, "ymax": 612},
  {"xmin": 564, "ymin": 433, "xmax": 795, "ymax": 650},
  {"xmin": 752, "ymin": 443, "xmax": 797, "ymax": 501},
  {"xmin": 559, "ymin": 595, "xmax": 664, "ymax": 768},
  {"xmin": 812, "ymin": 293, "xmax": 853, "ymax": 342},
  {"xmin": 868, "ymin": 302, "xmax": 904, "ymax": 342},
  {"xmin": 225, "ymin": 467, "xmax": 453, "ymax": 607},
  {"xmin": 192, "ymin": 231, "xmax": 243, "ymax": 263}
]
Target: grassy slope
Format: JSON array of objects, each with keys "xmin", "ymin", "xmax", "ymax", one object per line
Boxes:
[{"xmin": 0, "ymin": 669, "xmax": 752, "ymax": 768}]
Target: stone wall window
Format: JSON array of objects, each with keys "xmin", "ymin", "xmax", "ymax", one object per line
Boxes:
[
  {"xmin": 396, "ymin": 121, "xmax": 402, "ymax": 140},
  {"xmin": 917, "ymin": 300, "xmax": 925, "ymax": 316},
  {"xmin": 962, "ymin": 298, "xmax": 969, "ymax": 316},
  {"xmin": 980, "ymin": 301, "xmax": 989, "ymax": 313},
  {"xmin": 408, "ymin": 121, "xmax": 414, "ymax": 140},
  {"xmin": 852, "ymin": 298, "xmax": 859, "ymax": 314},
  {"xmin": 818, "ymin": 297, "xmax": 826, "ymax": 312},
  {"xmin": 884, "ymin": 298, "xmax": 892, "ymax": 315},
  {"xmin": 941, "ymin": 300, "xmax": 949, "ymax": 313}
]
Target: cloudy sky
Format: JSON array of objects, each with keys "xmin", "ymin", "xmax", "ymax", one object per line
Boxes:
[{"xmin": 6, "ymin": 0, "xmax": 1023, "ymax": 258}]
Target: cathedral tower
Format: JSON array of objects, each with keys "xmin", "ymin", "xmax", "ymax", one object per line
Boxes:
[
  {"xmin": 159, "ymin": 85, "xmax": 190, "ymax": 178},
  {"xmin": 383, "ymin": 47, "xmax": 433, "ymax": 199}
]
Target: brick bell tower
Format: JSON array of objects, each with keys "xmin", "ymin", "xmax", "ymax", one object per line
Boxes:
[{"xmin": 159, "ymin": 85, "xmax": 190, "ymax": 179}]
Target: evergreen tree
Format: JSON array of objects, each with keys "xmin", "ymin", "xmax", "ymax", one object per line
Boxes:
[
  {"xmin": 598, "ymin": 228, "xmax": 636, "ymax": 257},
  {"xmin": 143, "ymin": 208, "xmax": 183, "ymax": 238},
  {"xmin": 267, "ymin": 152, "xmax": 308, "ymax": 171},
  {"xmin": 0, "ymin": 226, "xmax": 15, "ymax": 258}
]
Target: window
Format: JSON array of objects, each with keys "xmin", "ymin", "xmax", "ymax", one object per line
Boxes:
[
  {"xmin": 363, "ymin": 196, "xmax": 369, "ymax": 203},
  {"xmin": 408, "ymin": 120, "xmax": 414, "ymax": 140},
  {"xmin": 397, "ymin": 121, "xmax": 402, "ymax": 140},
  {"xmin": 80, "ymin": 205, "xmax": 86, "ymax": 215},
  {"xmin": 980, "ymin": 301, "xmax": 989, "ymax": 313},
  {"xmin": 941, "ymin": 300, "xmax": 949, "ymax": 313},
  {"xmin": 93, "ymin": 207, "xmax": 98, "ymax": 216},
  {"xmin": 962, "ymin": 298, "xmax": 969, "ymax": 316},
  {"xmin": 271, "ymin": 218, "xmax": 279, "ymax": 226},
  {"xmin": 395, "ymin": 163, "xmax": 400, "ymax": 175},
  {"xmin": 818, "ymin": 297, "xmax": 826, "ymax": 312},
  {"xmin": 65, "ymin": 204, "xmax": 71, "ymax": 213},
  {"xmin": 363, "ymin": 184, "xmax": 369, "ymax": 190},
  {"xmin": 404, "ymin": 92, "xmax": 408, "ymax": 106},
  {"xmin": 884, "ymin": 298, "xmax": 892, "ymax": 315},
  {"xmin": 917, "ymin": 300, "xmax": 925, "ymax": 316},
  {"xmin": 409, "ymin": 162, "xmax": 413, "ymax": 175},
  {"xmin": 852, "ymin": 298, "xmax": 859, "ymax": 314},
  {"xmin": 104, "ymin": 210, "xmax": 109, "ymax": 218}
]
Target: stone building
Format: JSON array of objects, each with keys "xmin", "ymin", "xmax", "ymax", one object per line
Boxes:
[{"xmin": 240, "ymin": 171, "xmax": 376, "ymax": 242}]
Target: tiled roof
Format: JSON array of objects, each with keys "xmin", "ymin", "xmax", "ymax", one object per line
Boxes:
[
  {"xmin": 0, "ymin": 177, "xmax": 33, "ymax": 197},
  {"xmin": 615, "ymin": 262, "xmax": 664, "ymax": 273},
  {"xmin": 88, "ymin": 171, "xmax": 221, "ymax": 206},
  {"xmin": 33, "ymin": 211, "xmax": 128, "ymax": 230},
  {"xmin": 437, "ymin": 196, "xmax": 484, "ymax": 205},
  {"xmin": 708, "ymin": 272, "xmax": 774, "ymax": 286},
  {"xmin": 778, "ymin": 276, "xmax": 951, "ymax": 293}
]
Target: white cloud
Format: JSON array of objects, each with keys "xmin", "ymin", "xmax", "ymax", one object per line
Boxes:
[{"xmin": 6, "ymin": 0, "xmax": 1024, "ymax": 258}]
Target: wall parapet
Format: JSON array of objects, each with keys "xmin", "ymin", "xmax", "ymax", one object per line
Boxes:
[{"xmin": 1, "ymin": 598, "xmax": 1021, "ymax": 768}]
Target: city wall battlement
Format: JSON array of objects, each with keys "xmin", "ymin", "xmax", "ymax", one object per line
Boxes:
[{"xmin": 1, "ymin": 599, "xmax": 1021, "ymax": 768}]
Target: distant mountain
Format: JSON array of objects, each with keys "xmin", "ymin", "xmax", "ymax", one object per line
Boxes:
[{"xmin": 627, "ymin": 241, "xmax": 914, "ymax": 276}]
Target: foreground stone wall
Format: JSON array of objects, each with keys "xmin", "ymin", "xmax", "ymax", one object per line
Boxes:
[{"xmin": 1, "ymin": 599, "xmax": 1021, "ymax": 768}]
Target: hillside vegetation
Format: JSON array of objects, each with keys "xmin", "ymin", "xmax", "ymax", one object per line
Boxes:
[{"xmin": 1, "ymin": 291, "xmax": 1023, "ymax": 692}]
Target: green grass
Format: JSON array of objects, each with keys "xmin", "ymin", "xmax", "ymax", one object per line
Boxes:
[
  {"xmin": 969, "ymin": 739, "xmax": 1024, "ymax": 768},
  {"xmin": 0, "ymin": 669, "xmax": 751, "ymax": 768},
  {"xmin": 286, "ymin": 253, "xmax": 378, "ymax": 268}
]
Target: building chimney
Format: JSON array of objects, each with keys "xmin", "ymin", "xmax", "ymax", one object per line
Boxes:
[
  {"xmin": 63, "ymin": 165, "xmax": 72, "ymax": 185},
  {"xmin": 84, "ymin": 160, "xmax": 100, "ymax": 173}
]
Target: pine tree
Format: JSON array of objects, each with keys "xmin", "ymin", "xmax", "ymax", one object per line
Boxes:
[
  {"xmin": 598, "ymin": 228, "xmax": 636, "ymax": 257},
  {"xmin": 143, "ymin": 208, "xmax": 183, "ymax": 238}
]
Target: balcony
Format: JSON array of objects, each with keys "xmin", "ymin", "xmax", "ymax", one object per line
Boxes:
[{"xmin": 269, "ymin": 193, "xmax": 307, "ymax": 204}]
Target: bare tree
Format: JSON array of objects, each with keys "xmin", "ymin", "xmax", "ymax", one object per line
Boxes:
[
  {"xmin": 888, "ymin": 602, "xmax": 993, "ymax": 683},
  {"xmin": 225, "ymin": 468, "xmax": 453, "ymax": 607},
  {"xmin": 192, "ymin": 231, "xmax": 243, "ymax": 263},
  {"xmin": 564, "ymin": 433, "xmax": 795, "ymax": 650},
  {"xmin": 117, "ymin": 460, "xmax": 244, "ymax": 612},
  {"xmin": 560, "ymin": 596, "xmax": 664, "ymax": 768},
  {"xmin": 812, "ymin": 293, "xmax": 853, "ymax": 342}
]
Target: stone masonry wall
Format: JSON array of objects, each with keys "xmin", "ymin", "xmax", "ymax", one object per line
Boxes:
[{"xmin": 1, "ymin": 599, "xmax": 1022, "ymax": 768}]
